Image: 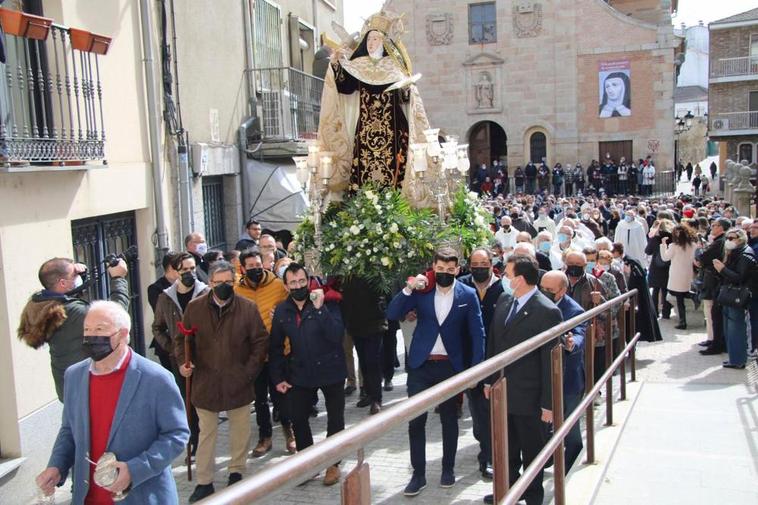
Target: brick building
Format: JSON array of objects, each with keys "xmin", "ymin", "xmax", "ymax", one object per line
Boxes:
[
  {"xmin": 383, "ymin": 0, "xmax": 682, "ymax": 171},
  {"xmin": 707, "ymin": 7, "xmax": 758, "ymax": 168}
]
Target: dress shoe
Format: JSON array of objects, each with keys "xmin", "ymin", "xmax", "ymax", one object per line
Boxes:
[
  {"xmin": 344, "ymin": 383, "xmax": 357, "ymax": 395},
  {"xmin": 722, "ymin": 363, "xmax": 746, "ymax": 369},
  {"xmin": 383, "ymin": 380, "xmax": 394, "ymax": 391},
  {"xmin": 227, "ymin": 472, "xmax": 242, "ymax": 486},
  {"xmin": 674, "ymin": 323, "xmax": 687, "ymax": 330},
  {"xmin": 480, "ymin": 464, "xmax": 493, "ymax": 480},
  {"xmin": 323, "ymin": 464, "xmax": 341, "ymax": 486},
  {"xmin": 440, "ymin": 469, "xmax": 455, "ymax": 488},
  {"xmin": 356, "ymin": 397, "xmax": 372, "ymax": 408},
  {"xmin": 403, "ymin": 474, "xmax": 427, "ymax": 496},
  {"xmin": 697, "ymin": 340, "xmax": 711, "ymax": 347},
  {"xmin": 483, "ymin": 495, "xmax": 494, "ymax": 504},
  {"xmin": 252, "ymin": 437, "xmax": 272, "ymax": 458},
  {"xmin": 283, "ymin": 424, "xmax": 297, "ymax": 454},
  {"xmin": 189, "ymin": 483, "xmax": 215, "ymax": 503},
  {"xmin": 369, "ymin": 402, "xmax": 381, "ymax": 415},
  {"xmin": 699, "ymin": 347, "xmax": 723, "ymax": 355}
]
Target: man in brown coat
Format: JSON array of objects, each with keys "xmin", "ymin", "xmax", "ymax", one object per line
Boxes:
[{"xmin": 176, "ymin": 261, "xmax": 268, "ymax": 502}]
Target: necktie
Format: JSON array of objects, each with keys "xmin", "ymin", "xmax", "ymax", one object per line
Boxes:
[{"xmin": 505, "ymin": 301, "xmax": 519, "ymax": 326}]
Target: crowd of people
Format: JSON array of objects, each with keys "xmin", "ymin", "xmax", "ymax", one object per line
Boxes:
[{"xmin": 24, "ymin": 184, "xmax": 758, "ymax": 504}]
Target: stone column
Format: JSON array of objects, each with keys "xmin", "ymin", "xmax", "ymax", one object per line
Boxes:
[{"xmin": 732, "ymin": 160, "xmax": 756, "ymax": 216}]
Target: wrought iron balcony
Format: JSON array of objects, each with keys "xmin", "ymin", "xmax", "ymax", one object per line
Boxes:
[
  {"xmin": 709, "ymin": 111, "xmax": 758, "ymax": 135},
  {"xmin": 710, "ymin": 56, "xmax": 758, "ymax": 81},
  {"xmin": 252, "ymin": 67, "xmax": 323, "ymax": 142},
  {"xmin": 0, "ymin": 12, "xmax": 110, "ymax": 167}
]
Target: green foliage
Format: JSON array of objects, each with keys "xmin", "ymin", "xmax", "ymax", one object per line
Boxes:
[{"xmin": 443, "ymin": 184, "xmax": 494, "ymax": 258}]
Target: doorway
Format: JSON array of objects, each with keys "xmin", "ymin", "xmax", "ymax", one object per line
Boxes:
[
  {"xmin": 599, "ymin": 140, "xmax": 633, "ymax": 164},
  {"xmin": 467, "ymin": 120, "xmax": 507, "ymax": 171}
]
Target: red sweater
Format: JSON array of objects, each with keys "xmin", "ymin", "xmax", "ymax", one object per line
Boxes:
[{"xmin": 85, "ymin": 350, "xmax": 131, "ymax": 505}]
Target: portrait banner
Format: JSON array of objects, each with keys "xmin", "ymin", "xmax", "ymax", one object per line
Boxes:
[{"xmin": 598, "ymin": 60, "xmax": 631, "ymax": 118}]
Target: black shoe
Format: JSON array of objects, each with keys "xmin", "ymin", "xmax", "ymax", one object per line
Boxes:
[
  {"xmin": 383, "ymin": 380, "xmax": 394, "ymax": 391},
  {"xmin": 369, "ymin": 402, "xmax": 381, "ymax": 415},
  {"xmin": 483, "ymin": 495, "xmax": 494, "ymax": 505},
  {"xmin": 700, "ymin": 347, "xmax": 723, "ymax": 355},
  {"xmin": 675, "ymin": 323, "xmax": 687, "ymax": 330},
  {"xmin": 697, "ymin": 340, "xmax": 711, "ymax": 347},
  {"xmin": 359, "ymin": 388, "xmax": 367, "ymax": 401},
  {"xmin": 344, "ymin": 384, "xmax": 357, "ymax": 395},
  {"xmin": 440, "ymin": 469, "xmax": 455, "ymax": 488},
  {"xmin": 227, "ymin": 472, "xmax": 242, "ymax": 486},
  {"xmin": 189, "ymin": 483, "xmax": 215, "ymax": 503},
  {"xmin": 480, "ymin": 464, "xmax": 493, "ymax": 480},
  {"xmin": 723, "ymin": 363, "xmax": 746, "ymax": 369},
  {"xmin": 356, "ymin": 397, "xmax": 372, "ymax": 408},
  {"xmin": 403, "ymin": 474, "xmax": 427, "ymax": 496}
]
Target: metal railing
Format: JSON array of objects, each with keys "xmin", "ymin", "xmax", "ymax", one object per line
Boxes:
[
  {"xmin": 710, "ymin": 56, "xmax": 758, "ymax": 79},
  {"xmin": 0, "ymin": 23, "xmax": 107, "ymax": 165},
  {"xmin": 198, "ymin": 289, "xmax": 640, "ymax": 505},
  {"xmin": 710, "ymin": 111, "xmax": 758, "ymax": 132},
  {"xmin": 252, "ymin": 66, "xmax": 323, "ymax": 142}
]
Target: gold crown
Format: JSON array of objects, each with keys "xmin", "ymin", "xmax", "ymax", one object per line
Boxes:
[{"xmin": 362, "ymin": 10, "xmax": 404, "ymax": 40}]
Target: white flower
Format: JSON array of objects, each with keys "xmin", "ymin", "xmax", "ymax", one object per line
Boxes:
[
  {"xmin": 347, "ymin": 245, "xmax": 353, "ymax": 251},
  {"xmin": 381, "ymin": 256, "xmax": 390, "ymax": 266},
  {"xmin": 393, "ymin": 241, "xmax": 401, "ymax": 249},
  {"xmin": 408, "ymin": 251, "xmax": 415, "ymax": 257},
  {"xmin": 373, "ymin": 247, "xmax": 378, "ymax": 253},
  {"xmin": 364, "ymin": 190, "xmax": 375, "ymax": 200},
  {"xmin": 375, "ymin": 225, "xmax": 382, "ymax": 233},
  {"xmin": 389, "ymin": 223, "xmax": 399, "ymax": 233},
  {"xmin": 474, "ymin": 215, "xmax": 485, "ymax": 226},
  {"xmin": 350, "ymin": 225, "xmax": 360, "ymax": 235}
]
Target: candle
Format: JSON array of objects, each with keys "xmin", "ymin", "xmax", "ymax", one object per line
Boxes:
[
  {"xmin": 319, "ymin": 151, "xmax": 334, "ymax": 180},
  {"xmin": 410, "ymin": 143, "xmax": 428, "ymax": 173},
  {"xmin": 457, "ymin": 144, "xmax": 470, "ymax": 175},
  {"xmin": 307, "ymin": 143, "xmax": 320, "ymax": 170},
  {"xmin": 423, "ymin": 129, "xmax": 441, "ymax": 158}
]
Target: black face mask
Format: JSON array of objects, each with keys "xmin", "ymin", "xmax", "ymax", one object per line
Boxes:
[
  {"xmin": 245, "ymin": 268, "xmax": 264, "ymax": 284},
  {"xmin": 213, "ymin": 283, "xmax": 234, "ymax": 301},
  {"xmin": 290, "ymin": 286, "xmax": 309, "ymax": 302},
  {"xmin": 566, "ymin": 265, "xmax": 584, "ymax": 278},
  {"xmin": 83, "ymin": 335, "xmax": 115, "ymax": 362},
  {"xmin": 502, "ymin": 225, "xmax": 511, "ymax": 232},
  {"xmin": 180, "ymin": 271, "xmax": 196, "ymax": 288},
  {"xmin": 435, "ymin": 272, "xmax": 455, "ymax": 288},
  {"xmin": 471, "ymin": 267, "xmax": 491, "ymax": 283},
  {"xmin": 541, "ymin": 289, "xmax": 558, "ymax": 304}
]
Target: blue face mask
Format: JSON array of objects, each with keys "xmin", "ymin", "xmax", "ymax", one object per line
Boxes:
[
  {"xmin": 557, "ymin": 233, "xmax": 569, "ymax": 243},
  {"xmin": 539, "ymin": 241, "xmax": 551, "ymax": 252},
  {"xmin": 585, "ymin": 261, "xmax": 596, "ymax": 274},
  {"xmin": 501, "ymin": 276, "xmax": 514, "ymax": 296},
  {"xmin": 625, "ymin": 215, "xmax": 634, "ymax": 223}
]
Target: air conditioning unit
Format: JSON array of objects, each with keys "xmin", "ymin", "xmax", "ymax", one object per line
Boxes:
[
  {"xmin": 711, "ymin": 118, "xmax": 728, "ymax": 131},
  {"xmin": 260, "ymin": 90, "xmax": 295, "ymax": 140}
]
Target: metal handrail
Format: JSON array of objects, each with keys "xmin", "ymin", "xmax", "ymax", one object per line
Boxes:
[{"xmin": 199, "ymin": 289, "xmax": 639, "ymax": 505}]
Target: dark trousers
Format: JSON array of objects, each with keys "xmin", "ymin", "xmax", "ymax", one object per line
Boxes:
[
  {"xmin": 172, "ymin": 359, "xmax": 199, "ymax": 446},
  {"xmin": 750, "ymin": 297, "xmax": 758, "ymax": 352},
  {"xmin": 353, "ymin": 333, "xmax": 383, "ymax": 403},
  {"xmin": 711, "ymin": 302, "xmax": 725, "ymax": 351},
  {"xmin": 563, "ymin": 392, "xmax": 583, "ymax": 472},
  {"xmin": 254, "ymin": 362, "xmax": 291, "ymax": 439},
  {"xmin": 407, "ymin": 360, "xmax": 458, "ymax": 475},
  {"xmin": 508, "ymin": 413, "xmax": 547, "ymax": 505},
  {"xmin": 618, "ymin": 180, "xmax": 628, "ymax": 195},
  {"xmin": 288, "ymin": 382, "xmax": 345, "ymax": 451},
  {"xmin": 466, "ymin": 387, "xmax": 491, "ymax": 468},
  {"xmin": 670, "ymin": 291, "xmax": 688, "ymax": 325},
  {"xmin": 383, "ymin": 320, "xmax": 399, "ymax": 382},
  {"xmin": 651, "ymin": 286, "xmax": 671, "ymax": 317},
  {"xmin": 526, "ymin": 178, "xmax": 536, "ymax": 194}
]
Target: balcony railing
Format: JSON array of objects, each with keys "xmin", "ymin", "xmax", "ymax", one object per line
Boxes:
[
  {"xmin": 710, "ymin": 56, "xmax": 758, "ymax": 79},
  {"xmin": 0, "ymin": 13, "xmax": 110, "ymax": 166},
  {"xmin": 710, "ymin": 111, "xmax": 758, "ymax": 133},
  {"xmin": 252, "ymin": 67, "xmax": 323, "ymax": 142}
]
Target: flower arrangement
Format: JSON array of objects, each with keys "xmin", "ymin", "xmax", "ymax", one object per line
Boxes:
[{"xmin": 442, "ymin": 185, "xmax": 494, "ymax": 258}]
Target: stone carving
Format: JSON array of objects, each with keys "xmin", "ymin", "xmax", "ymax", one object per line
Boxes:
[
  {"xmin": 426, "ymin": 13, "xmax": 454, "ymax": 46},
  {"xmin": 474, "ymin": 72, "xmax": 494, "ymax": 109},
  {"xmin": 512, "ymin": 1, "xmax": 543, "ymax": 38},
  {"xmin": 462, "ymin": 52, "xmax": 504, "ymax": 115}
]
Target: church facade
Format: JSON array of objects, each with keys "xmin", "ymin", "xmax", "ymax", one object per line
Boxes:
[{"xmin": 384, "ymin": 0, "xmax": 682, "ymax": 171}]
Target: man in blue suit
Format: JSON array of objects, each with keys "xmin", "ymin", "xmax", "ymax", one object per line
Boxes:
[
  {"xmin": 36, "ymin": 301, "xmax": 189, "ymax": 504},
  {"xmin": 540, "ymin": 270, "xmax": 587, "ymax": 472},
  {"xmin": 387, "ymin": 247, "xmax": 486, "ymax": 497}
]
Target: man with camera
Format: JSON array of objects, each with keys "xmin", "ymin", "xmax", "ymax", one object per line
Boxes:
[{"xmin": 18, "ymin": 256, "xmax": 130, "ymax": 401}]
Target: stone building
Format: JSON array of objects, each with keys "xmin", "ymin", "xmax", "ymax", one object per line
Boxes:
[
  {"xmin": 383, "ymin": 0, "xmax": 682, "ymax": 171},
  {"xmin": 707, "ymin": 7, "xmax": 758, "ymax": 168}
]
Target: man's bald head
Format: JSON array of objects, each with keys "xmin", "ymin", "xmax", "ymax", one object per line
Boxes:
[{"xmin": 516, "ymin": 231, "xmax": 532, "ymax": 244}]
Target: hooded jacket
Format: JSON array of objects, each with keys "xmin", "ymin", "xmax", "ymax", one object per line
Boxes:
[
  {"xmin": 17, "ymin": 277, "xmax": 129, "ymax": 401},
  {"xmin": 151, "ymin": 279, "xmax": 209, "ymax": 357}
]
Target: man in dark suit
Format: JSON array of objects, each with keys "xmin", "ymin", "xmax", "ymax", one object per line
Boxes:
[
  {"xmin": 483, "ymin": 255, "xmax": 563, "ymax": 505},
  {"xmin": 387, "ymin": 247, "xmax": 486, "ymax": 497},
  {"xmin": 540, "ymin": 270, "xmax": 587, "ymax": 472},
  {"xmin": 459, "ymin": 248, "xmax": 504, "ymax": 479}
]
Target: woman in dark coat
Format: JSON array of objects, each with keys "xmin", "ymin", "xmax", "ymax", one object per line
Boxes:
[
  {"xmin": 645, "ymin": 216, "xmax": 674, "ymax": 318},
  {"xmin": 624, "ymin": 256, "xmax": 663, "ymax": 342}
]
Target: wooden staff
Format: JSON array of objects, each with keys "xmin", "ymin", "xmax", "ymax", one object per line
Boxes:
[{"xmin": 177, "ymin": 322, "xmax": 197, "ymax": 481}]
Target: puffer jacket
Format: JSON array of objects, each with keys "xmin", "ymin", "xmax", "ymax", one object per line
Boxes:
[{"xmin": 234, "ymin": 269, "xmax": 288, "ymax": 333}]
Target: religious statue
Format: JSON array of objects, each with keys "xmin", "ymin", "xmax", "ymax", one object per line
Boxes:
[
  {"xmin": 474, "ymin": 72, "xmax": 494, "ymax": 109},
  {"xmin": 317, "ymin": 10, "xmax": 432, "ymax": 204}
]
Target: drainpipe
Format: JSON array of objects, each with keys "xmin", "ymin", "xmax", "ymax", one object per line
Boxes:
[
  {"xmin": 139, "ymin": 0, "xmax": 170, "ymax": 258},
  {"xmin": 239, "ymin": 0, "xmax": 260, "ymax": 225}
]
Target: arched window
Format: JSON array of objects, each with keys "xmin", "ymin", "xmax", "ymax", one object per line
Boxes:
[
  {"xmin": 738, "ymin": 142, "xmax": 754, "ymax": 164},
  {"xmin": 529, "ymin": 132, "xmax": 546, "ymax": 163}
]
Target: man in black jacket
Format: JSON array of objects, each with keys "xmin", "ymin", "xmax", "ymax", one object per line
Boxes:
[
  {"xmin": 458, "ymin": 248, "xmax": 504, "ymax": 480},
  {"xmin": 698, "ymin": 218, "xmax": 731, "ymax": 355},
  {"xmin": 483, "ymin": 256, "xmax": 563, "ymax": 505},
  {"xmin": 525, "ymin": 162, "xmax": 538, "ymax": 194}
]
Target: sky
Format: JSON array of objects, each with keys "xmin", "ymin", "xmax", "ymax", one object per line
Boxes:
[{"xmin": 342, "ymin": 0, "xmax": 758, "ymax": 33}]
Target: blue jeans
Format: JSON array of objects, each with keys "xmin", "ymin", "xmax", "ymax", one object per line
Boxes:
[
  {"xmin": 407, "ymin": 360, "xmax": 458, "ymax": 475},
  {"xmin": 723, "ymin": 305, "xmax": 748, "ymax": 365}
]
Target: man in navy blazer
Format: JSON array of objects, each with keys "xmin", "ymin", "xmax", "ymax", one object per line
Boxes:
[
  {"xmin": 541, "ymin": 270, "xmax": 587, "ymax": 472},
  {"xmin": 37, "ymin": 301, "xmax": 189, "ymax": 505},
  {"xmin": 387, "ymin": 247, "xmax": 486, "ymax": 497}
]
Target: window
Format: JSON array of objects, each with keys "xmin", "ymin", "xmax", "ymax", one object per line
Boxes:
[
  {"xmin": 202, "ymin": 177, "xmax": 227, "ymax": 250},
  {"xmin": 469, "ymin": 2, "xmax": 496, "ymax": 44},
  {"xmin": 254, "ymin": 0, "xmax": 283, "ymax": 69},
  {"xmin": 738, "ymin": 143, "xmax": 754, "ymax": 164},
  {"xmin": 529, "ymin": 132, "xmax": 546, "ymax": 163}
]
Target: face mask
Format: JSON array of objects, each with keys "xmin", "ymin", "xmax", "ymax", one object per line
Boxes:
[
  {"xmin": 582, "ymin": 214, "xmax": 590, "ymax": 221},
  {"xmin": 624, "ymin": 215, "xmax": 634, "ymax": 223},
  {"xmin": 73, "ymin": 275, "xmax": 83, "ymax": 289},
  {"xmin": 471, "ymin": 267, "xmax": 491, "ymax": 283},
  {"xmin": 290, "ymin": 286, "xmax": 309, "ymax": 302},
  {"xmin": 502, "ymin": 225, "xmax": 511, "ymax": 232},
  {"xmin": 276, "ymin": 265, "xmax": 288, "ymax": 279},
  {"xmin": 557, "ymin": 233, "xmax": 569, "ymax": 243},
  {"xmin": 180, "ymin": 271, "xmax": 196, "ymax": 288},
  {"xmin": 83, "ymin": 334, "xmax": 116, "ymax": 362},
  {"xmin": 195, "ymin": 243, "xmax": 208, "ymax": 255},
  {"xmin": 585, "ymin": 261, "xmax": 596, "ymax": 274},
  {"xmin": 539, "ymin": 241, "xmax": 551, "ymax": 252},
  {"xmin": 501, "ymin": 276, "xmax": 514, "ymax": 296},
  {"xmin": 538, "ymin": 213, "xmax": 547, "ymax": 219},
  {"xmin": 566, "ymin": 265, "xmax": 584, "ymax": 278},
  {"xmin": 246, "ymin": 268, "xmax": 264, "ymax": 284},
  {"xmin": 541, "ymin": 289, "xmax": 557, "ymax": 303},
  {"xmin": 724, "ymin": 240, "xmax": 737, "ymax": 251},
  {"xmin": 213, "ymin": 283, "xmax": 234, "ymax": 301},
  {"xmin": 435, "ymin": 272, "xmax": 455, "ymax": 288}
]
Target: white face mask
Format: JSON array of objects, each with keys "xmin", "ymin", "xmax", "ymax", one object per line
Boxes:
[
  {"xmin": 73, "ymin": 275, "xmax": 83, "ymax": 289},
  {"xmin": 724, "ymin": 240, "xmax": 738, "ymax": 251},
  {"xmin": 195, "ymin": 243, "xmax": 208, "ymax": 255}
]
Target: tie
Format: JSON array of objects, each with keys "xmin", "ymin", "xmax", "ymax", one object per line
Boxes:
[{"xmin": 505, "ymin": 301, "xmax": 519, "ymax": 326}]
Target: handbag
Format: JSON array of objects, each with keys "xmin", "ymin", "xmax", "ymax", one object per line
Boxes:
[{"xmin": 716, "ymin": 284, "xmax": 751, "ymax": 310}]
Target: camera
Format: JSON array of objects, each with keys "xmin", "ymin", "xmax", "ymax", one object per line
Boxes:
[{"xmin": 103, "ymin": 245, "xmax": 138, "ymax": 268}]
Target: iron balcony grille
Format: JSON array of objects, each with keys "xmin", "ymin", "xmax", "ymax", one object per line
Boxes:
[{"xmin": 0, "ymin": 23, "xmax": 107, "ymax": 165}]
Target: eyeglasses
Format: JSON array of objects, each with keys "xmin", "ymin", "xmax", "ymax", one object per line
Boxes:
[{"xmin": 725, "ymin": 236, "xmax": 738, "ymax": 240}]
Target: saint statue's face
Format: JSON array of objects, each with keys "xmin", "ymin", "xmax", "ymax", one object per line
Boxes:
[
  {"xmin": 604, "ymin": 77, "xmax": 625, "ymax": 102},
  {"xmin": 367, "ymin": 31, "xmax": 384, "ymax": 58}
]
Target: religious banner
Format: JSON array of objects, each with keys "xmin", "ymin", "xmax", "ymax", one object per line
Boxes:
[{"xmin": 598, "ymin": 59, "xmax": 631, "ymax": 118}]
